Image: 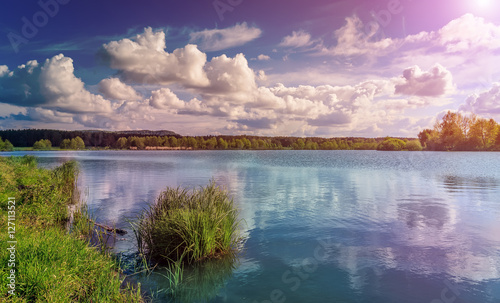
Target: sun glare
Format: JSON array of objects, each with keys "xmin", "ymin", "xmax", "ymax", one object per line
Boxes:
[{"xmin": 477, "ymin": 0, "xmax": 491, "ymax": 8}]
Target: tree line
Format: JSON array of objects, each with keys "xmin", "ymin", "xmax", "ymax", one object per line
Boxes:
[
  {"xmin": 2, "ymin": 112, "xmax": 499, "ymax": 152},
  {"xmin": 418, "ymin": 111, "xmax": 500, "ymax": 151}
]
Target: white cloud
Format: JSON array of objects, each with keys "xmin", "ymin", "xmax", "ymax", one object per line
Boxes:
[
  {"xmin": 39, "ymin": 54, "xmax": 113, "ymax": 114},
  {"xmin": 323, "ymin": 15, "xmax": 395, "ymax": 56},
  {"xmin": 280, "ymin": 30, "xmax": 313, "ymax": 48},
  {"xmin": 189, "ymin": 22, "xmax": 262, "ymax": 52},
  {"xmin": 103, "ymin": 27, "xmax": 210, "ymax": 87},
  {"xmin": 257, "ymin": 54, "xmax": 270, "ymax": 61},
  {"xmin": 394, "ymin": 64, "xmax": 454, "ymax": 97},
  {"xmin": 438, "ymin": 14, "xmax": 500, "ymax": 53},
  {"xmin": 460, "ymin": 83, "xmax": 500, "ymax": 115},
  {"xmin": 0, "ymin": 65, "xmax": 11, "ymax": 77},
  {"xmin": 148, "ymin": 88, "xmax": 184, "ymax": 110},
  {"xmin": 98, "ymin": 78, "xmax": 142, "ymax": 101},
  {"xmin": 0, "ymin": 54, "xmax": 113, "ymax": 114},
  {"xmin": 203, "ymin": 53, "xmax": 257, "ymax": 97}
]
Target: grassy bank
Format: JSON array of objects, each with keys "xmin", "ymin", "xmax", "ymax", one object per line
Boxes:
[
  {"xmin": 0, "ymin": 156, "xmax": 143, "ymax": 302},
  {"xmin": 133, "ymin": 181, "xmax": 241, "ymax": 265}
]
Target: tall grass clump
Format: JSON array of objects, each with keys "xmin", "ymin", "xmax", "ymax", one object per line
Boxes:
[{"xmin": 134, "ymin": 181, "xmax": 241, "ymax": 264}]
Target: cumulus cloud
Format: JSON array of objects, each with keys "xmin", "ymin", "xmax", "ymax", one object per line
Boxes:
[
  {"xmin": 98, "ymin": 78, "xmax": 142, "ymax": 101},
  {"xmin": 189, "ymin": 23, "xmax": 262, "ymax": 51},
  {"xmin": 460, "ymin": 83, "xmax": 500, "ymax": 115},
  {"xmin": 280, "ymin": 30, "xmax": 313, "ymax": 48},
  {"xmin": 395, "ymin": 64, "xmax": 454, "ymax": 97},
  {"xmin": 0, "ymin": 54, "xmax": 113, "ymax": 114},
  {"xmin": 102, "ymin": 27, "xmax": 210, "ymax": 87},
  {"xmin": 203, "ymin": 53, "xmax": 257, "ymax": 97},
  {"xmin": 0, "ymin": 65, "xmax": 11, "ymax": 77},
  {"xmin": 438, "ymin": 14, "xmax": 500, "ymax": 53},
  {"xmin": 148, "ymin": 88, "xmax": 211, "ymax": 115},
  {"xmin": 39, "ymin": 54, "xmax": 113, "ymax": 113}
]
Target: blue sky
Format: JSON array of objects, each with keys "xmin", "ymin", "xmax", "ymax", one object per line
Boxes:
[{"xmin": 1, "ymin": 0, "xmax": 500, "ymax": 136}]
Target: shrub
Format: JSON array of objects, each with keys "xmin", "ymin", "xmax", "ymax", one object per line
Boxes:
[
  {"xmin": 377, "ymin": 137, "xmax": 406, "ymax": 151},
  {"xmin": 33, "ymin": 139, "xmax": 52, "ymax": 150},
  {"xmin": 406, "ymin": 140, "xmax": 423, "ymax": 151},
  {"xmin": 133, "ymin": 181, "xmax": 241, "ymax": 264}
]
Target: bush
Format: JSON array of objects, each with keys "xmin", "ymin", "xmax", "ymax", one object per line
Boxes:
[
  {"xmin": 134, "ymin": 181, "xmax": 241, "ymax": 264},
  {"xmin": 33, "ymin": 139, "xmax": 52, "ymax": 150},
  {"xmin": 406, "ymin": 140, "xmax": 423, "ymax": 151},
  {"xmin": 377, "ymin": 138, "xmax": 406, "ymax": 151}
]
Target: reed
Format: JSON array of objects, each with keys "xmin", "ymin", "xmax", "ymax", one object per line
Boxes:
[{"xmin": 133, "ymin": 181, "xmax": 241, "ymax": 264}]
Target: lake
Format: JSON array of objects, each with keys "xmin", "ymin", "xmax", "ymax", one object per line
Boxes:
[{"xmin": 4, "ymin": 150, "xmax": 500, "ymax": 303}]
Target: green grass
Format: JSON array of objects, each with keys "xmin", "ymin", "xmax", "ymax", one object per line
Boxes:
[
  {"xmin": 132, "ymin": 181, "xmax": 241, "ymax": 265},
  {"xmin": 0, "ymin": 156, "xmax": 143, "ymax": 302}
]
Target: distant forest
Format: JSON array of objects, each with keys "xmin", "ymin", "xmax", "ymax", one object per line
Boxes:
[
  {"xmin": 1, "ymin": 111, "xmax": 499, "ymax": 151},
  {"xmin": 0, "ymin": 128, "xmax": 411, "ymax": 150}
]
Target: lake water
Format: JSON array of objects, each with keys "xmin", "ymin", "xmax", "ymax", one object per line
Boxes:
[{"xmin": 4, "ymin": 150, "xmax": 500, "ymax": 302}]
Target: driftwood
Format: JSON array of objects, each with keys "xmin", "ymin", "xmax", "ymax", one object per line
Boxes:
[{"xmin": 88, "ymin": 220, "xmax": 128, "ymax": 235}]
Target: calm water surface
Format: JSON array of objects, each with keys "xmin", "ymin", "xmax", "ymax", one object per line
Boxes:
[{"xmin": 5, "ymin": 150, "xmax": 500, "ymax": 303}]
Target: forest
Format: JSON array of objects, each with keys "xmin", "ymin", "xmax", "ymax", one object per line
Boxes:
[{"xmin": 1, "ymin": 112, "xmax": 498, "ymax": 151}]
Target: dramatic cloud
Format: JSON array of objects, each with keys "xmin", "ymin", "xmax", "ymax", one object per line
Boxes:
[
  {"xmin": 189, "ymin": 23, "xmax": 262, "ymax": 51},
  {"xmin": 460, "ymin": 83, "xmax": 500, "ymax": 115},
  {"xmin": 103, "ymin": 27, "xmax": 210, "ymax": 87},
  {"xmin": 395, "ymin": 64, "xmax": 454, "ymax": 97},
  {"xmin": 11, "ymin": 108, "xmax": 74, "ymax": 123},
  {"xmin": 280, "ymin": 30, "xmax": 313, "ymax": 48},
  {"xmin": 0, "ymin": 54, "xmax": 113, "ymax": 114},
  {"xmin": 98, "ymin": 78, "xmax": 142, "ymax": 101}
]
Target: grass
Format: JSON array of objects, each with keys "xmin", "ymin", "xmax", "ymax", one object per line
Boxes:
[
  {"xmin": 132, "ymin": 181, "xmax": 241, "ymax": 265},
  {"xmin": 0, "ymin": 156, "xmax": 143, "ymax": 302}
]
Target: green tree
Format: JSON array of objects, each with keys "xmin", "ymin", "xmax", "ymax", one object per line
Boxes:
[
  {"xmin": 33, "ymin": 139, "xmax": 52, "ymax": 150},
  {"xmin": 235, "ymin": 139, "xmax": 244, "ymax": 149},
  {"xmin": 60, "ymin": 139, "xmax": 71, "ymax": 149},
  {"xmin": 0, "ymin": 137, "xmax": 14, "ymax": 151},
  {"xmin": 406, "ymin": 140, "xmax": 423, "ymax": 151},
  {"xmin": 169, "ymin": 137, "xmax": 178, "ymax": 147},
  {"xmin": 70, "ymin": 137, "xmax": 85, "ymax": 150},
  {"xmin": 187, "ymin": 137, "xmax": 198, "ymax": 149},
  {"xmin": 116, "ymin": 137, "xmax": 128, "ymax": 149},
  {"xmin": 217, "ymin": 138, "xmax": 228, "ymax": 149},
  {"xmin": 205, "ymin": 137, "xmax": 217, "ymax": 149}
]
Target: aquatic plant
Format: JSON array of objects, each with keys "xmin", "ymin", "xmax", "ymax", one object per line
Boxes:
[{"xmin": 133, "ymin": 181, "xmax": 241, "ymax": 264}]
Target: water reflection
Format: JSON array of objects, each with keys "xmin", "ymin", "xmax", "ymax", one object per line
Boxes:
[
  {"xmin": 134, "ymin": 256, "xmax": 237, "ymax": 302},
  {"xmin": 397, "ymin": 198, "xmax": 450, "ymax": 229},
  {"xmin": 3, "ymin": 150, "xmax": 500, "ymax": 302}
]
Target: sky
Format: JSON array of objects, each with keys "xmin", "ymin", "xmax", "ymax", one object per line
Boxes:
[{"xmin": 1, "ymin": 0, "xmax": 500, "ymax": 137}]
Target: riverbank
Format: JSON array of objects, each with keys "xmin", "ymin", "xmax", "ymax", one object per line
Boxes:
[{"xmin": 0, "ymin": 156, "xmax": 143, "ymax": 302}]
